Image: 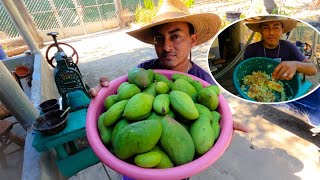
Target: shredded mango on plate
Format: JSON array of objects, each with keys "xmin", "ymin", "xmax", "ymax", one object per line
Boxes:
[
  {"xmin": 241, "ymin": 71, "xmax": 286, "ymax": 102},
  {"xmin": 267, "ymin": 81, "xmax": 283, "ymax": 92}
]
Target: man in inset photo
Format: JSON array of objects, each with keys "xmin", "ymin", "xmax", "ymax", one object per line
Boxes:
[
  {"xmin": 208, "ymin": 15, "xmax": 319, "ymax": 103},
  {"xmin": 244, "ymin": 16, "xmax": 317, "ymax": 81}
]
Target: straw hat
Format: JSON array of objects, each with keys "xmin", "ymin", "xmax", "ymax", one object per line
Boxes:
[
  {"xmin": 127, "ymin": 0, "xmax": 221, "ymax": 46},
  {"xmin": 245, "ymin": 15, "xmax": 297, "ymax": 33}
]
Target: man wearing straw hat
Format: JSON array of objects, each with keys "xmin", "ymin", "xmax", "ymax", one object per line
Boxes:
[
  {"xmin": 90, "ymin": 0, "xmax": 249, "ymax": 132},
  {"xmin": 244, "ymin": 16, "xmax": 317, "ymax": 81}
]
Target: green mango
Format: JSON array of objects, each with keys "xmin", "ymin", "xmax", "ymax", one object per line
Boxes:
[
  {"xmin": 134, "ymin": 151, "xmax": 162, "ymax": 168},
  {"xmin": 167, "ymin": 110, "xmax": 176, "ymax": 119},
  {"xmin": 153, "ymin": 94, "xmax": 170, "ymax": 115},
  {"xmin": 98, "ymin": 113, "xmax": 112, "ymax": 145},
  {"xmin": 123, "ymin": 93, "xmax": 155, "ymax": 121},
  {"xmin": 111, "ymin": 119, "xmax": 129, "ymax": 147},
  {"xmin": 211, "ymin": 120, "xmax": 221, "ymax": 141},
  {"xmin": 128, "ymin": 67, "xmax": 154, "ymax": 89},
  {"xmin": 190, "ymin": 116, "xmax": 214, "ymax": 155},
  {"xmin": 190, "ymin": 80, "xmax": 204, "ymax": 93},
  {"xmin": 142, "ymin": 82, "xmax": 157, "ymax": 97},
  {"xmin": 169, "ymin": 91, "xmax": 199, "ymax": 121},
  {"xmin": 171, "ymin": 73, "xmax": 193, "ymax": 83},
  {"xmin": 146, "ymin": 111, "xmax": 165, "ymax": 120},
  {"xmin": 117, "ymin": 83, "xmax": 141, "ymax": 101},
  {"xmin": 103, "ymin": 100, "xmax": 128, "ymax": 127},
  {"xmin": 172, "ymin": 79, "xmax": 198, "ymax": 102},
  {"xmin": 198, "ymin": 88, "xmax": 219, "ymax": 111},
  {"xmin": 154, "ymin": 73, "xmax": 173, "ymax": 89},
  {"xmin": 155, "ymin": 81, "xmax": 170, "ymax": 94},
  {"xmin": 117, "ymin": 82, "xmax": 129, "ymax": 94},
  {"xmin": 160, "ymin": 116, "xmax": 195, "ymax": 166},
  {"xmin": 114, "ymin": 120, "xmax": 162, "ymax": 160},
  {"xmin": 206, "ymin": 85, "xmax": 221, "ymax": 95},
  {"xmin": 104, "ymin": 94, "xmax": 118, "ymax": 110},
  {"xmin": 212, "ymin": 111, "xmax": 221, "ymax": 123},
  {"xmin": 195, "ymin": 103, "xmax": 213, "ymax": 122},
  {"xmin": 153, "ymin": 146, "xmax": 174, "ymax": 168}
]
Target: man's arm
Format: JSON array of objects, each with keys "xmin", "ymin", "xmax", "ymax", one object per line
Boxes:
[
  {"xmin": 272, "ymin": 59, "xmax": 317, "ymax": 80},
  {"xmin": 297, "ymin": 59, "xmax": 318, "ymax": 75},
  {"xmin": 272, "ymin": 41, "xmax": 317, "ymax": 80}
]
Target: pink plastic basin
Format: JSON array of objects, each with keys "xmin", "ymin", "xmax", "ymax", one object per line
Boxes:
[{"xmin": 86, "ymin": 69, "xmax": 233, "ymax": 180}]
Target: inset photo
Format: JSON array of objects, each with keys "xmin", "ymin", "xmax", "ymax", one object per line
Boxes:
[{"xmin": 208, "ymin": 15, "xmax": 320, "ymax": 103}]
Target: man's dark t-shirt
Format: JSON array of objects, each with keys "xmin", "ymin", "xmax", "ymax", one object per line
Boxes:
[
  {"xmin": 244, "ymin": 40, "xmax": 306, "ymax": 62},
  {"xmin": 137, "ymin": 59, "xmax": 215, "ymax": 84}
]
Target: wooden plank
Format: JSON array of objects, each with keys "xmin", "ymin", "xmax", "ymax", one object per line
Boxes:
[
  {"xmin": 69, "ymin": 163, "xmax": 109, "ymax": 180},
  {"xmin": 103, "ymin": 164, "xmax": 122, "ymax": 180}
]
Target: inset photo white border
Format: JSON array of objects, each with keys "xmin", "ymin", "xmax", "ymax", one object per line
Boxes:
[{"xmin": 207, "ymin": 14, "xmax": 320, "ymax": 104}]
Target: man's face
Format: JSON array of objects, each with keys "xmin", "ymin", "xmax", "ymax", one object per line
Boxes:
[
  {"xmin": 153, "ymin": 22, "xmax": 197, "ymax": 70},
  {"xmin": 260, "ymin": 21, "xmax": 283, "ymax": 49}
]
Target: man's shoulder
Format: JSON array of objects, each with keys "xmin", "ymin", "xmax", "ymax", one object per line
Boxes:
[
  {"xmin": 247, "ymin": 41, "xmax": 263, "ymax": 48},
  {"xmin": 280, "ymin": 40, "xmax": 295, "ymax": 47},
  {"xmin": 280, "ymin": 40, "xmax": 300, "ymax": 52},
  {"xmin": 137, "ymin": 59, "xmax": 161, "ymax": 69},
  {"xmin": 244, "ymin": 41, "xmax": 263, "ymax": 59},
  {"xmin": 189, "ymin": 63, "xmax": 215, "ymax": 84},
  {"xmin": 280, "ymin": 40, "xmax": 291, "ymax": 44}
]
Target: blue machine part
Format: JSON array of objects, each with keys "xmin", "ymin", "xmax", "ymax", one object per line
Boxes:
[
  {"xmin": 0, "ymin": 44, "xmax": 8, "ymax": 60},
  {"xmin": 286, "ymin": 87, "xmax": 320, "ymax": 127}
]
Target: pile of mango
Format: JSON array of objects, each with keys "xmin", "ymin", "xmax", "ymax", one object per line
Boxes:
[{"xmin": 98, "ymin": 67, "xmax": 221, "ymax": 168}]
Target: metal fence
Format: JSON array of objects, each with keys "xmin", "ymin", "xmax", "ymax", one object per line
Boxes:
[
  {"xmin": 122, "ymin": 0, "xmax": 142, "ymax": 13},
  {"xmin": 23, "ymin": 0, "xmax": 118, "ymax": 32},
  {"xmin": 0, "ymin": 0, "xmax": 161, "ymax": 42},
  {"xmin": 0, "ymin": 0, "xmax": 147, "ymax": 41},
  {"xmin": 0, "ymin": 4, "xmax": 20, "ymax": 40}
]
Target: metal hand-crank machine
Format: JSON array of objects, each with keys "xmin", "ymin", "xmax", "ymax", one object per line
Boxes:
[
  {"xmin": 46, "ymin": 32, "xmax": 91, "ymax": 112},
  {"xmin": 32, "ymin": 33, "xmax": 98, "ymax": 177}
]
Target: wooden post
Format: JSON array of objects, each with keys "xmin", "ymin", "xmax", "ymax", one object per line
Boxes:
[
  {"xmin": 1, "ymin": 0, "xmax": 41, "ymax": 54},
  {"xmin": 0, "ymin": 61, "xmax": 38, "ymax": 130},
  {"xmin": 311, "ymin": 30, "xmax": 318, "ymax": 62},
  {"xmin": 48, "ymin": 0, "xmax": 65, "ymax": 31},
  {"xmin": 71, "ymin": 0, "xmax": 87, "ymax": 34},
  {"xmin": 12, "ymin": 0, "xmax": 44, "ymax": 48},
  {"xmin": 95, "ymin": 0, "xmax": 105, "ymax": 29},
  {"xmin": 114, "ymin": 0, "xmax": 125, "ymax": 28}
]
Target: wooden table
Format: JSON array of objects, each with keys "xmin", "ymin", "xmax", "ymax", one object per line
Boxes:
[{"xmin": 32, "ymin": 108, "xmax": 100, "ymax": 177}]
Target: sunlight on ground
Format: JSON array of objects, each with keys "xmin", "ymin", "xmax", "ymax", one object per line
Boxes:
[{"xmin": 223, "ymin": 89, "xmax": 320, "ymax": 180}]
